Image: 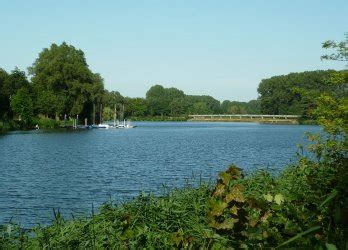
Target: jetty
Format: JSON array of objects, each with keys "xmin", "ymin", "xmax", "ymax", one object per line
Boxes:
[{"xmin": 188, "ymin": 114, "xmax": 300, "ymax": 124}]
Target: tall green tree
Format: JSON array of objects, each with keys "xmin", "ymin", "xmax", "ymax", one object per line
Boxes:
[
  {"xmin": 0, "ymin": 69, "xmax": 9, "ymax": 119},
  {"xmin": 10, "ymin": 87, "xmax": 34, "ymax": 125},
  {"xmin": 146, "ymin": 85, "xmax": 166, "ymax": 116},
  {"xmin": 0, "ymin": 68, "xmax": 30, "ymax": 120},
  {"xmin": 186, "ymin": 95, "xmax": 221, "ymax": 114},
  {"xmin": 319, "ymin": 35, "xmax": 348, "ymax": 134},
  {"xmin": 28, "ymin": 42, "xmax": 104, "ymax": 121},
  {"xmin": 145, "ymin": 85, "xmax": 221, "ymax": 116},
  {"xmin": 102, "ymin": 106, "xmax": 114, "ymax": 122},
  {"xmin": 5, "ymin": 68, "xmax": 30, "ymax": 95},
  {"xmin": 125, "ymin": 97, "xmax": 148, "ymax": 117},
  {"xmin": 257, "ymin": 70, "xmax": 338, "ymax": 116},
  {"xmin": 103, "ymin": 90, "xmax": 124, "ymax": 108},
  {"xmin": 169, "ymin": 97, "xmax": 188, "ymax": 116},
  {"xmin": 146, "ymin": 85, "xmax": 185, "ymax": 116},
  {"xmin": 221, "ymin": 100, "xmax": 261, "ymax": 114}
]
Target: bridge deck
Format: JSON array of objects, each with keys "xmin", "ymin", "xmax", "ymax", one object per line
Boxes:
[{"xmin": 188, "ymin": 114, "xmax": 300, "ymax": 124}]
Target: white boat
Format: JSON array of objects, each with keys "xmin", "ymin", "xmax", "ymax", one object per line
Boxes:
[
  {"xmin": 93, "ymin": 123, "xmax": 111, "ymax": 129},
  {"xmin": 117, "ymin": 119, "xmax": 135, "ymax": 129}
]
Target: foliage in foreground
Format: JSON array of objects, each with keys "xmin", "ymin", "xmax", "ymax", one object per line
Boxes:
[{"xmin": 0, "ymin": 184, "xmax": 215, "ymax": 249}]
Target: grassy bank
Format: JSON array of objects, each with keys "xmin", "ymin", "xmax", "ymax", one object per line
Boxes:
[{"xmin": 0, "ymin": 118, "xmax": 74, "ymax": 132}]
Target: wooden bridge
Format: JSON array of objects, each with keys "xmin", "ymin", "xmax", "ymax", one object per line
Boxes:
[{"xmin": 188, "ymin": 114, "xmax": 300, "ymax": 124}]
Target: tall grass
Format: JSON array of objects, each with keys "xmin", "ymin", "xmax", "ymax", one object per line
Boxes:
[{"xmin": 1, "ymin": 183, "xmax": 217, "ymax": 249}]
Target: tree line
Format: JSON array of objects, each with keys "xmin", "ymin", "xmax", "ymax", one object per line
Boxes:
[
  {"xmin": 0, "ymin": 42, "xmax": 346, "ymax": 128},
  {"xmin": 258, "ymin": 69, "xmax": 347, "ymax": 119},
  {"xmin": 0, "ymin": 43, "xmax": 104, "ymax": 127},
  {"xmin": 0, "ymin": 42, "xmax": 260, "ymax": 128},
  {"xmin": 103, "ymin": 86, "xmax": 261, "ymax": 120}
]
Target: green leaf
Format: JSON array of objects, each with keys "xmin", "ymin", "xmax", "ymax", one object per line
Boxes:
[
  {"xmin": 325, "ymin": 243, "xmax": 337, "ymax": 250},
  {"xmin": 263, "ymin": 194, "xmax": 273, "ymax": 202},
  {"xmin": 214, "ymin": 218, "xmax": 238, "ymax": 230},
  {"xmin": 274, "ymin": 194, "xmax": 285, "ymax": 205},
  {"xmin": 276, "ymin": 226, "xmax": 321, "ymax": 249},
  {"xmin": 209, "ymin": 200, "xmax": 228, "ymax": 216},
  {"xmin": 319, "ymin": 189, "xmax": 337, "ymax": 208},
  {"xmin": 212, "ymin": 183, "xmax": 225, "ymax": 197},
  {"xmin": 218, "ymin": 171, "xmax": 232, "ymax": 185}
]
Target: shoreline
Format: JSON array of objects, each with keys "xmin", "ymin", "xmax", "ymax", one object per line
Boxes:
[{"xmin": 1, "ymin": 118, "xmax": 317, "ymax": 132}]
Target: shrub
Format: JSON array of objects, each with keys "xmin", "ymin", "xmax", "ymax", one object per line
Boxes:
[{"xmin": 32, "ymin": 118, "xmax": 62, "ymax": 129}]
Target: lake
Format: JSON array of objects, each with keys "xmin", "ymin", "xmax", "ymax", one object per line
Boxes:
[{"xmin": 0, "ymin": 122, "xmax": 320, "ymax": 227}]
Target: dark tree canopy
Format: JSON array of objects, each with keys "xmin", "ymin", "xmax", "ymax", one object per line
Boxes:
[
  {"xmin": 103, "ymin": 90, "xmax": 124, "ymax": 108},
  {"xmin": 0, "ymin": 69, "xmax": 9, "ymax": 119},
  {"xmin": 0, "ymin": 68, "xmax": 30, "ymax": 120},
  {"xmin": 221, "ymin": 100, "xmax": 260, "ymax": 114},
  {"xmin": 124, "ymin": 97, "xmax": 148, "ymax": 117},
  {"xmin": 28, "ymin": 42, "xmax": 104, "ymax": 119},
  {"xmin": 10, "ymin": 87, "xmax": 33, "ymax": 125},
  {"xmin": 257, "ymin": 70, "xmax": 341, "ymax": 117},
  {"xmin": 146, "ymin": 85, "xmax": 185, "ymax": 116},
  {"xmin": 143, "ymin": 85, "xmax": 222, "ymax": 116},
  {"xmin": 185, "ymin": 95, "xmax": 221, "ymax": 114}
]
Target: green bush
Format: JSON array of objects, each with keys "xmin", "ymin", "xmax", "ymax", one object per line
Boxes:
[{"xmin": 32, "ymin": 118, "xmax": 63, "ymax": 129}]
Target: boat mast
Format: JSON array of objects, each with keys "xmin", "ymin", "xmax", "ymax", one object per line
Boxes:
[
  {"xmin": 114, "ymin": 104, "xmax": 116, "ymax": 127},
  {"xmin": 122, "ymin": 103, "xmax": 125, "ymax": 126},
  {"xmin": 93, "ymin": 103, "xmax": 95, "ymax": 125},
  {"xmin": 100, "ymin": 103, "xmax": 102, "ymax": 124}
]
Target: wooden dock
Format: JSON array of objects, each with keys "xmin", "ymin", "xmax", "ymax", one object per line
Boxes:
[{"xmin": 188, "ymin": 114, "xmax": 300, "ymax": 124}]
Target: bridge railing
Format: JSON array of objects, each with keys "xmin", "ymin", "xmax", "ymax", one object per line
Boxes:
[{"xmin": 188, "ymin": 114, "xmax": 300, "ymax": 119}]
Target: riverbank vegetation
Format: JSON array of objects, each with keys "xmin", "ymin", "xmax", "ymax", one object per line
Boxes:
[{"xmin": 1, "ymin": 37, "xmax": 347, "ymax": 249}]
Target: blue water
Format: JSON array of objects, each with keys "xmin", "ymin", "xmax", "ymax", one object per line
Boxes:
[{"xmin": 0, "ymin": 122, "xmax": 320, "ymax": 227}]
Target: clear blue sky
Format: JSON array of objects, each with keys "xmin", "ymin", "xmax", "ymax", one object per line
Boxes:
[{"xmin": 1, "ymin": 0, "xmax": 347, "ymax": 101}]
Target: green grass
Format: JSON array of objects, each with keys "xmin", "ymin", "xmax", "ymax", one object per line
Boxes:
[
  {"xmin": 0, "ymin": 183, "xmax": 217, "ymax": 249},
  {"xmin": 0, "ymin": 118, "xmax": 70, "ymax": 131},
  {"xmin": 32, "ymin": 117, "xmax": 71, "ymax": 129}
]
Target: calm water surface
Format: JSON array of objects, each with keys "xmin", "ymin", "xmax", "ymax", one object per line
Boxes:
[{"xmin": 0, "ymin": 122, "xmax": 320, "ymax": 227}]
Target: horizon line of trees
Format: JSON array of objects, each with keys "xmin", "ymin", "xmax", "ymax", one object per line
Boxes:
[
  {"xmin": 0, "ymin": 42, "xmax": 260, "ymax": 126},
  {"xmin": 258, "ymin": 69, "xmax": 347, "ymax": 118},
  {"xmin": 0, "ymin": 42, "xmax": 346, "ymax": 127}
]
